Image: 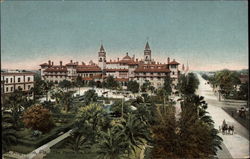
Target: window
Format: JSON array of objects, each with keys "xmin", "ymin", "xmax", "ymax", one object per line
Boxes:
[
  {"xmin": 10, "ymin": 78, "xmax": 13, "ymax": 83},
  {"xmin": 171, "ymin": 65, "xmax": 176, "ymax": 69},
  {"xmin": 5, "ymin": 78, "xmax": 8, "ymax": 83},
  {"xmin": 11, "ymin": 87, "xmax": 13, "ymax": 91},
  {"xmin": 18, "ymin": 86, "xmax": 22, "ymax": 90},
  {"xmin": 6, "ymin": 87, "xmax": 8, "ymax": 92},
  {"xmin": 137, "ymin": 77, "xmax": 139, "ymax": 80},
  {"xmin": 172, "ymin": 72, "xmax": 175, "ymax": 75},
  {"xmin": 28, "ymin": 85, "xmax": 31, "ymax": 89},
  {"xmin": 28, "ymin": 77, "xmax": 31, "ymax": 82},
  {"xmin": 18, "ymin": 78, "xmax": 21, "ymax": 82}
]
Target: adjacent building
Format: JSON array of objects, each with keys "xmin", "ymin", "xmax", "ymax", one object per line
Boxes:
[
  {"xmin": 1, "ymin": 70, "xmax": 35, "ymax": 94},
  {"xmin": 39, "ymin": 42, "xmax": 188, "ymax": 88}
]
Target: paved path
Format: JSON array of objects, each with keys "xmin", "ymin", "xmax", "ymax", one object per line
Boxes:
[
  {"xmin": 21, "ymin": 130, "xmax": 72, "ymax": 159},
  {"xmin": 196, "ymin": 73, "xmax": 249, "ymax": 158}
]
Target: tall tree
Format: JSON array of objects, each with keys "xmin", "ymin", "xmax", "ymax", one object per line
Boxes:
[
  {"xmin": 58, "ymin": 80, "xmax": 72, "ymax": 92},
  {"xmin": 83, "ymin": 89, "xmax": 98, "ymax": 105},
  {"xmin": 127, "ymin": 80, "xmax": 140, "ymax": 94},
  {"xmin": 4, "ymin": 89, "xmax": 28, "ymax": 128},
  {"xmin": 163, "ymin": 76, "xmax": 172, "ymax": 95},
  {"xmin": 96, "ymin": 127, "xmax": 129, "ymax": 159},
  {"xmin": 214, "ymin": 69, "xmax": 241, "ymax": 98},
  {"xmin": 177, "ymin": 73, "xmax": 200, "ymax": 96},
  {"xmin": 140, "ymin": 80, "xmax": 151, "ymax": 92},
  {"xmin": 105, "ymin": 76, "xmax": 119, "ymax": 89},
  {"xmin": 42, "ymin": 80, "xmax": 54, "ymax": 101}
]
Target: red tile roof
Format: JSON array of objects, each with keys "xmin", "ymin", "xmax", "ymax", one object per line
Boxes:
[
  {"xmin": 76, "ymin": 65, "xmax": 101, "ymax": 72},
  {"xmin": 1, "ymin": 72, "xmax": 36, "ymax": 76},
  {"xmin": 106, "ymin": 69, "xmax": 128, "ymax": 72}
]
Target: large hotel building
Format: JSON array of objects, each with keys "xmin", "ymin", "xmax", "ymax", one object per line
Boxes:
[{"xmin": 39, "ymin": 42, "xmax": 188, "ymax": 88}]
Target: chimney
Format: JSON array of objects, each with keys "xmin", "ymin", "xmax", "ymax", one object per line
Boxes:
[
  {"xmin": 118, "ymin": 58, "xmax": 119, "ymax": 61},
  {"xmin": 70, "ymin": 60, "xmax": 73, "ymax": 63},
  {"xmin": 136, "ymin": 58, "xmax": 138, "ymax": 62},
  {"xmin": 133, "ymin": 55, "xmax": 135, "ymax": 60},
  {"xmin": 167, "ymin": 57, "xmax": 170, "ymax": 64},
  {"xmin": 51, "ymin": 61, "xmax": 54, "ymax": 66},
  {"xmin": 60, "ymin": 61, "xmax": 62, "ymax": 67},
  {"xmin": 48, "ymin": 60, "xmax": 51, "ymax": 66},
  {"xmin": 126, "ymin": 52, "xmax": 128, "ymax": 56}
]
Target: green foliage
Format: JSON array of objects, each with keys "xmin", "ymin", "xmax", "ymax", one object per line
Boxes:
[
  {"xmin": 96, "ymin": 127, "xmax": 129, "ymax": 159},
  {"xmin": 105, "ymin": 76, "xmax": 119, "ymax": 89},
  {"xmin": 4, "ymin": 89, "xmax": 31, "ymax": 128},
  {"xmin": 2, "ymin": 111, "xmax": 18, "ymax": 152},
  {"xmin": 42, "ymin": 101, "xmax": 61, "ymax": 114},
  {"xmin": 140, "ymin": 80, "xmax": 151, "ymax": 92},
  {"xmin": 238, "ymin": 82, "xmax": 248, "ymax": 100},
  {"xmin": 52, "ymin": 90, "xmax": 75, "ymax": 112},
  {"xmin": 83, "ymin": 89, "xmax": 98, "ymax": 105},
  {"xmin": 177, "ymin": 73, "xmax": 200, "ymax": 95},
  {"xmin": 33, "ymin": 74, "xmax": 45, "ymax": 98},
  {"xmin": 110, "ymin": 100, "xmax": 132, "ymax": 118},
  {"xmin": 76, "ymin": 104, "xmax": 107, "ymax": 143},
  {"xmin": 152, "ymin": 95, "xmax": 222, "ymax": 158},
  {"xmin": 42, "ymin": 81, "xmax": 54, "ymax": 101},
  {"xmin": 66, "ymin": 131, "xmax": 88, "ymax": 153},
  {"xmin": 214, "ymin": 69, "xmax": 241, "ymax": 97},
  {"xmin": 133, "ymin": 103, "xmax": 157, "ymax": 126},
  {"xmin": 88, "ymin": 80, "xmax": 96, "ymax": 87},
  {"xmin": 22, "ymin": 105, "xmax": 55, "ymax": 133},
  {"xmin": 59, "ymin": 80, "xmax": 72, "ymax": 91},
  {"xmin": 127, "ymin": 80, "xmax": 140, "ymax": 93},
  {"xmin": 163, "ymin": 76, "xmax": 172, "ymax": 96}
]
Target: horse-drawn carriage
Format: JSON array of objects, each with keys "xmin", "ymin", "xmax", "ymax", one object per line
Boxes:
[{"xmin": 219, "ymin": 120, "xmax": 234, "ymax": 135}]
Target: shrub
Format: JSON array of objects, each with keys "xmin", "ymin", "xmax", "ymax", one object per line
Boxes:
[{"xmin": 22, "ymin": 105, "xmax": 55, "ymax": 133}]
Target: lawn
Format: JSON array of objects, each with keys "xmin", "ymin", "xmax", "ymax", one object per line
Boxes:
[{"xmin": 9, "ymin": 113, "xmax": 77, "ymax": 154}]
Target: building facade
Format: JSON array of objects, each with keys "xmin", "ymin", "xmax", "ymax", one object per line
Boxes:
[
  {"xmin": 1, "ymin": 70, "xmax": 35, "ymax": 94},
  {"xmin": 39, "ymin": 42, "xmax": 188, "ymax": 88}
]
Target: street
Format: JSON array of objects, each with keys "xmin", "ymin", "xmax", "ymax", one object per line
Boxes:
[{"xmin": 196, "ymin": 73, "xmax": 249, "ymax": 158}]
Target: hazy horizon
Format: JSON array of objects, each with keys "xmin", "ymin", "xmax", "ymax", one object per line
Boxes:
[{"xmin": 1, "ymin": 1, "xmax": 248, "ymax": 71}]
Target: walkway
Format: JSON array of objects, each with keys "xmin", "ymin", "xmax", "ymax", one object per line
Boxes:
[
  {"xmin": 196, "ymin": 73, "xmax": 249, "ymax": 158},
  {"xmin": 21, "ymin": 129, "xmax": 72, "ymax": 159}
]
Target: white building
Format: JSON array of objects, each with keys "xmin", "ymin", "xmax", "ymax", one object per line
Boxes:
[
  {"xmin": 39, "ymin": 42, "xmax": 188, "ymax": 88},
  {"xmin": 1, "ymin": 70, "xmax": 35, "ymax": 94}
]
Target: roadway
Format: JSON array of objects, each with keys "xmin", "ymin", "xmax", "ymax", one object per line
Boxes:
[{"xmin": 196, "ymin": 73, "xmax": 249, "ymax": 158}]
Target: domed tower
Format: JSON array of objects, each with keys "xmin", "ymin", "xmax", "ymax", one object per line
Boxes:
[
  {"xmin": 98, "ymin": 44, "xmax": 106, "ymax": 70},
  {"xmin": 144, "ymin": 41, "xmax": 151, "ymax": 64}
]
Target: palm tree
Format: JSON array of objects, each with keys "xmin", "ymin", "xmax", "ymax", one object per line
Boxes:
[
  {"xmin": 66, "ymin": 131, "xmax": 88, "ymax": 153},
  {"xmin": 42, "ymin": 81, "xmax": 54, "ymax": 101},
  {"xmin": 119, "ymin": 114, "xmax": 151, "ymax": 154},
  {"xmin": 96, "ymin": 127, "xmax": 129, "ymax": 159},
  {"xmin": 61, "ymin": 91, "xmax": 74, "ymax": 112},
  {"xmin": 2, "ymin": 111, "xmax": 18, "ymax": 152},
  {"xmin": 4, "ymin": 90, "xmax": 27, "ymax": 128}
]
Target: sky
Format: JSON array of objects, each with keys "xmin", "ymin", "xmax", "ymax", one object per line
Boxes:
[{"xmin": 1, "ymin": 1, "xmax": 248, "ymax": 71}]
